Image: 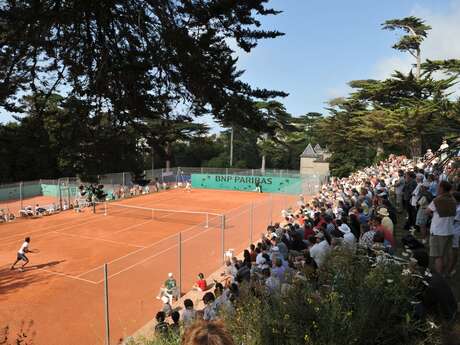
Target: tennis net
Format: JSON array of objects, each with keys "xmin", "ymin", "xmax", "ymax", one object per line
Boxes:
[{"xmin": 95, "ymin": 202, "xmax": 224, "ymax": 228}]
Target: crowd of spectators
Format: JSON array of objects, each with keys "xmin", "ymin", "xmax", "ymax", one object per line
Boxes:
[{"xmin": 150, "ymin": 144, "xmax": 459, "ymax": 344}]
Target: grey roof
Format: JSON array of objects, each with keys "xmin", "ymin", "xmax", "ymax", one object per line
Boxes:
[
  {"xmin": 300, "ymin": 143, "xmax": 317, "ymax": 158},
  {"xmin": 314, "ymin": 144, "xmax": 323, "ymax": 153}
]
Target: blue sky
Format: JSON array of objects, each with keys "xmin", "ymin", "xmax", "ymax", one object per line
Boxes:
[
  {"xmin": 233, "ymin": 0, "xmax": 460, "ymax": 116},
  {"xmin": 1, "ymin": 0, "xmax": 459, "ymax": 124}
]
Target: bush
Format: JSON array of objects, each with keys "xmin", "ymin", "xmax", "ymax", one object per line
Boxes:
[{"xmin": 130, "ymin": 249, "xmax": 444, "ymax": 345}]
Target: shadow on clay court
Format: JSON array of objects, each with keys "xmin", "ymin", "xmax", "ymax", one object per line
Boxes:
[{"xmin": 0, "ymin": 260, "xmax": 66, "ymax": 297}]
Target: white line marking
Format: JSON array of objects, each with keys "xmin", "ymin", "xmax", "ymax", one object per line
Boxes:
[
  {"xmin": 35, "ymin": 268, "xmax": 98, "ymax": 285},
  {"xmin": 52, "ymin": 231, "xmax": 145, "ymax": 249}
]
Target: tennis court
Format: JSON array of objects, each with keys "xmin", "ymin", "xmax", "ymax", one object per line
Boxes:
[{"xmin": 0, "ymin": 188, "xmax": 296, "ymax": 345}]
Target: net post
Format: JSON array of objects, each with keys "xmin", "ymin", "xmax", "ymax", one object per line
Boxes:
[
  {"xmin": 178, "ymin": 232, "xmax": 182, "ymax": 298},
  {"xmin": 103, "ymin": 263, "xmax": 110, "ymax": 345},
  {"xmin": 221, "ymin": 215, "xmax": 225, "ymax": 264}
]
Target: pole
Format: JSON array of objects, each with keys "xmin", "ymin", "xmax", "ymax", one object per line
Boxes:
[
  {"xmin": 229, "ymin": 127, "xmax": 233, "ymax": 167},
  {"xmin": 151, "ymin": 146, "xmax": 155, "ymax": 181},
  {"xmin": 103, "ymin": 263, "xmax": 110, "ymax": 345},
  {"xmin": 221, "ymin": 215, "xmax": 225, "ymax": 264},
  {"xmin": 178, "ymin": 232, "xmax": 182, "ymax": 297},
  {"xmin": 249, "ymin": 203, "xmax": 254, "ymax": 246},
  {"xmin": 269, "ymin": 194, "xmax": 273, "ymax": 225},
  {"xmin": 19, "ymin": 182, "xmax": 23, "ymax": 210}
]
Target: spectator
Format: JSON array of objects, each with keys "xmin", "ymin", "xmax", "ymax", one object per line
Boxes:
[
  {"xmin": 182, "ymin": 299, "xmax": 196, "ymax": 326},
  {"xmin": 412, "ymin": 250, "xmax": 457, "ymax": 322},
  {"xmin": 394, "ymin": 169, "xmax": 405, "ymax": 212},
  {"xmin": 263, "ymin": 267, "xmax": 280, "ymax": 293},
  {"xmin": 181, "ymin": 321, "xmax": 235, "ymax": 345},
  {"xmin": 448, "ymin": 191, "xmax": 460, "ymax": 277},
  {"xmin": 203, "ymin": 292, "xmax": 217, "ymax": 321},
  {"xmin": 378, "ymin": 208, "xmax": 394, "ymax": 235},
  {"xmin": 403, "ymin": 171, "xmax": 418, "ymax": 230},
  {"xmin": 426, "ymin": 181, "xmax": 456, "ymax": 275},
  {"xmin": 170, "ymin": 311, "xmax": 180, "ymax": 335},
  {"xmin": 161, "ymin": 296, "xmax": 173, "ymax": 317},
  {"xmin": 415, "ymin": 182, "xmax": 432, "ymax": 244},
  {"xmin": 156, "ymin": 272, "xmax": 178, "ymax": 302},
  {"xmin": 308, "ymin": 233, "xmax": 330, "ymax": 267},
  {"xmin": 249, "ymin": 244, "xmax": 257, "ymax": 262},
  {"xmin": 193, "ymin": 273, "xmax": 207, "ymax": 292},
  {"xmin": 154, "ymin": 311, "xmax": 169, "ymax": 336}
]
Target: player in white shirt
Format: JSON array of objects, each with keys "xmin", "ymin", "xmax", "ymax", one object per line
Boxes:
[
  {"xmin": 11, "ymin": 237, "xmax": 34, "ymax": 271},
  {"xmin": 185, "ymin": 181, "xmax": 192, "ymax": 192}
]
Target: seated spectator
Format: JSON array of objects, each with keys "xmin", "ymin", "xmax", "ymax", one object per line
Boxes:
[
  {"xmin": 154, "ymin": 311, "xmax": 169, "ymax": 336},
  {"xmin": 181, "ymin": 321, "xmax": 235, "ymax": 345},
  {"xmin": 271, "ymin": 258, "xmax": 286, "ymax": 283},
  {"xmin": 156, "ymin": 272, "xmax": 179, "ymax": 302},
  {"xmin": 249, "ymin": 244, "xmax": 257, "ymax": 262},
  {"xmin": 308, "ymin": 233, "xmax": 330, "ymax": 268},
  {"xmin": 193, "ymin": 273, "xmax": 207, "ymax": 292},
  {"xmin": 263, "ymin": 267, "xmax": 281, "ymax": 293},
  {"xmin": 202, "ymin": 292, "xmax": 217, "ymax": 321},
  {"xmin": 161, "ymin": 296, "xmax": 173, "ymax": 316},
  {"xmin": 359, "ymin": 223, "xmax": 376, "ymax": 250},
  {"xmin": 182, "ymin": 299, "xmax": 196, "ymax": 326},
  {"xmin": 169, "ymin": 311, "xmax": 180, "ymax": 335}
]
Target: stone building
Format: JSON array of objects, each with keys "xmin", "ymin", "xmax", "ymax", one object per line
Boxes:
[{"xmin": 300, "ymin": 143, "xmax": 330, "ymax": 176}]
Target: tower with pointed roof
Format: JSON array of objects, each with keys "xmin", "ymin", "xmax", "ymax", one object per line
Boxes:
[{"xmin": 300, "ymin": 143, "xmax": 330, "ymax": 176}]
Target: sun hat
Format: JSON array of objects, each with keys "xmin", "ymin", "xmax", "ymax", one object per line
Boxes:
[{"xmin": 378, "ymin": 208, "xmax": 389, "ymax": 217}]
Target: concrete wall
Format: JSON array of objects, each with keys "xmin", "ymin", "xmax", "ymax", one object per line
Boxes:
[{"xmin": 300, "ymin": 157, "xmax": 330, "ymax": 176}]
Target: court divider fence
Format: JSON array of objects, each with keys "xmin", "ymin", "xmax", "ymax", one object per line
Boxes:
[{"xmin": 97, "ymin": 191, "xmax": 299, "ymax": 344}]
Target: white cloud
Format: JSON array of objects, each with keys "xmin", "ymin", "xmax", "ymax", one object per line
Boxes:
[{"xmin": 374, "ymin": 0, "xmax": 460, "ymax": 80}]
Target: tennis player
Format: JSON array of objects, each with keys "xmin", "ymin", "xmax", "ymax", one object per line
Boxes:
[
  {"xmin": 185, "ymin": 181, "xmax": 192, "ymax": 192},
  {"xmin": 11, "ymin": 237, "xmax": 35, "ymax": 271}
]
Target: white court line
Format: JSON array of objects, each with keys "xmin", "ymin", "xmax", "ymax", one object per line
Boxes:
[
  {"xmin": 94, "ymin": 204, "xmax": 251, "ymax": 284},
  {"xmin": 52, "ymin": 231, "xmax": 145, "ymax": 249},
  {"xmin": 35, "ymin": 268, "xmax": 99, "ymax": 285},
  {"xmin": 103, "ymin": 219, "xmax": 155, "ymax": 236},
  {"xmin": 75, "ymin": 205, "xmax": 244, "ymax": 279},
  {"xmin": 1, "ymin": 212, "xmax": 112, "ymax": 244}
]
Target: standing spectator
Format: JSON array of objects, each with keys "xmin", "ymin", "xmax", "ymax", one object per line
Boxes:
[
  {"xmin": 378, "ymin": 208, "xmax": 394, "ymax": 236},
  {"xmin": 448, "ymin": 192, "xmax": 460, "ymax": 277},
  {"xmin": 403, "ymin": 172, "xmax": 417, "ymax": 230},
  {"xmin": 426, "ymin": 181, "xmax": 456, "ymax": 275},
  {"xmin": 394, "ymin": 170, "xmax": 405, "ymax": 212},
  {"xmin": 416, "ymin": 182, "xmax": 432, "ymax": 244}
]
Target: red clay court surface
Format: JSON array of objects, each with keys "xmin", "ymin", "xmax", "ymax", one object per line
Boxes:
[{"xmin": 0, "ymin": 188, "xmax": 296, "ymax": 345}]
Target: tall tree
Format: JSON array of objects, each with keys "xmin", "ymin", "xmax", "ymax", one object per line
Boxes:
[
  {"xmin": 0, "ymin": 1, "xmax": 287, "ymax": 133},
  {"xmin": 382, "ymin": 17, "xmax": 431, "ymax": 80}
]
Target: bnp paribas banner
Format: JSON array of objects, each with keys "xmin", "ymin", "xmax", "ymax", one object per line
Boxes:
[{"xmin": 191, "ymin": 174, "xmax": 300, "ymax": 194}]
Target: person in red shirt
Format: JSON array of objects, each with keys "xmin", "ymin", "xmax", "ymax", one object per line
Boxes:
[
  {"xmin": 194, "ymin": 273, "xmax": 207, "ymax": 292},
  {"xmin": 372, "ymin": 216, "xmax": 395, "ymax": 248}
]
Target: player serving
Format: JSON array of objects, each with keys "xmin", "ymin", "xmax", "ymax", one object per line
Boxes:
[{"xmin": 11, "ymin": 237, "xmax": 36, "ymax": 271}]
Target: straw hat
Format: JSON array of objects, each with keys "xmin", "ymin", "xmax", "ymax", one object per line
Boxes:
[{"xmin": 378, "ymin": 208, "xmax": 389, "ymax": 217}]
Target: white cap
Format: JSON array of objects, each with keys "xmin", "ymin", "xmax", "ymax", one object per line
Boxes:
[{"xmin": 168, "ymin": 272, "xmax": 173, "ymax": 278}]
